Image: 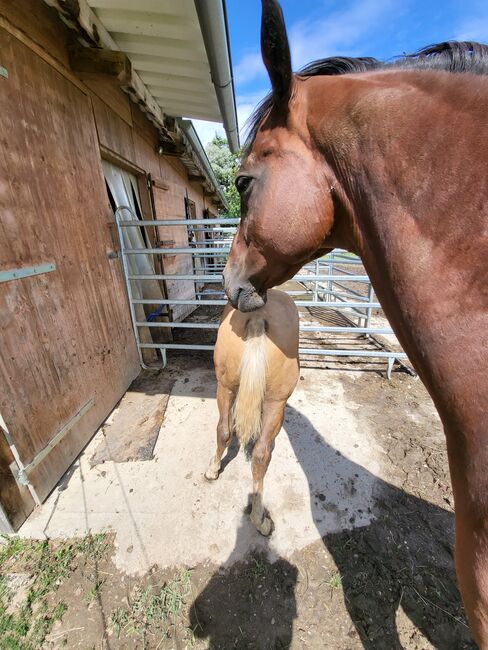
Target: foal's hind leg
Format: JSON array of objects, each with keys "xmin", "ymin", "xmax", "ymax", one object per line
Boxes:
[
  {"xmin": 205, "ymin": 382, "xmax": 234, "ymax": 481},
  {"xmin": 250, "ymin": 399, "xmax": 286, "ymax": 536}
]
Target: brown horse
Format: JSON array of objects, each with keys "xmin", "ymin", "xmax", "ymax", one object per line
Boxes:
[
  {"xmin": 223, "ymin": 0, "xmax": 488, "ymax": 645},
  {"xmin": 205, "ymin": 289, "xmax": 299, "ymax": 535}
]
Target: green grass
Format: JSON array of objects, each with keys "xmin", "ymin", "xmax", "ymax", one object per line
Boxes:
[
  {"xmin": 325, "ymin": 571, "xmax": 342, "ymax": 590},
  {"xmin": 111, "ymin": 569, "xmax": 192, "ymax": 642},
  {"xmin": 86, "ymin": 577, "xmax": 105, "ymax": 604},
  {"xmin": 246, "ymin": 557, "xmax": 267, "ymax": 582},
  {"xmin": 0, "ymin": 533, "xmax": 108, "ymax": 649}
]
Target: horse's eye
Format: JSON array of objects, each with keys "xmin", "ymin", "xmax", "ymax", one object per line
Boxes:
[{"xmin": 235, "ymin": 176, "xmax": 253, "ymax": 194}]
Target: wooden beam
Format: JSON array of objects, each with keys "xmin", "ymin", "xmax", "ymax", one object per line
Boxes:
[
  {"xmin": 151, "ymin": 177, "xmax": 170, "ymax": 191},
  {"xmin": 44, "ymin": 0, "xmax": 106, "ymax": 47},
  {"xmin": 99, "ymin": 145, "xmax": 145, "ymax": 176},
  {"xmin": 69, "ymin": 46, "xmax": 130, "ymax": 79},
  {"xmin": 157, "ymin": 139, "xmax": 185, "ymax": 157},
  {"xmin": 44, "ymin": 0, "xmax": 172, "ymax": 139}
]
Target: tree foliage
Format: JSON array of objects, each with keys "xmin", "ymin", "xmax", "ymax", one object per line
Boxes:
[{"xmin": 205, "ymin": 134, "xmax": 241, "ymax": 217}]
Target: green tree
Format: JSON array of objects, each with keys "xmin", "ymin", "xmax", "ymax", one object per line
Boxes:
[{"xmin": 206, "ymin": 134, "xmax": 241, "ymax": 217}]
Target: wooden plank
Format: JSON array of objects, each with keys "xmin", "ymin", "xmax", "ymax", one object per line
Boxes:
[
  {"xmin": 80, "ymin": 72, "xmax": 133, "ymax": 125},
  {"xmin": 0, "ymin": 0, "xmax": 71, "ymax": 68},
  {"xmin": 44, "ymin": 0, "xmax": 108, "ymax": 47},
  {"xmin": 0, "ymin": 13, "xmax": 86, "ymax": 95},
  {"xmin": 89, "ymin": 372, "xmax": 174, "ymax": 466},
  {"xmin": 99, "ymin": 145, "xmax": 144, "ymax": 175},
  {"xmin": 92, "ymin": 94, "xmax": 135, "ymax": 162},
  {"xmin": 0, "ymin": 1, "xmax": 169, "ymax": 142},
  {"xmin": 152, "ymin": 177, "xmax": 170, "ymax": 191},
  {"xmin": 0, "ymin": 27, "xmax": 140, "ymax": 506},
  {"xmin": 0, "ymin": 424, "xmax": 35, "ymax": 531},
  {"xmin": 69, "ymin": 46, "xmax": 130, "ymax": 78},
  {"xmin": 133, "ymin": 131, "xmax": 161, "ymax": 179},
  {"xmin": 71, "ymin": 47, "xmax": 170, "ymax": 142},
  {"xmin": 45, "ymin": 0, "xmax": 169, "ymax": 136}
]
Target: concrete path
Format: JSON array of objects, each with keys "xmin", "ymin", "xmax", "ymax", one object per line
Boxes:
[{"xmin": 19, "ymin": 365, "xmax": 384, "ymax": 575}]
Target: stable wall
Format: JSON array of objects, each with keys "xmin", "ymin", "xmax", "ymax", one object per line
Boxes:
[{"xmin": 0, "ymin": 0, "xmax": 219, "ymax": 530}]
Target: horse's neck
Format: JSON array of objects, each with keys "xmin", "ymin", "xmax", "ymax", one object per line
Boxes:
[
  {"xmin": 320, "ymin": 72, "xmax": 488, "ymax": 422},
  {"xmin": 352, "ymin": 182, "xmax": 487, "ymax": 432}
]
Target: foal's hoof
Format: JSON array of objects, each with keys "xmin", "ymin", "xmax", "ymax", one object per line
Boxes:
[
  {"xmin": 204, "ymin": 468, "xmax": 219, "ymax": 481},
  {"xmin": 254, "ymin": 516, "xmax": 273, "ymax": 537}
]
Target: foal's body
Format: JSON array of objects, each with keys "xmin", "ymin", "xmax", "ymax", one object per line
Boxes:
[
  {"xmin": 222, "ymin": 1, "xmax": 488, "ymax": 644},
  {"xmin": 206, "ymin": 289, "xmax": 299, "ymax": 535}
]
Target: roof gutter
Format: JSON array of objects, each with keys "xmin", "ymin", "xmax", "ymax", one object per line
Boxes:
[
  {"xmin": 194, "ymin": 0, "xmax": 240, "ymax": 153},
  {"xmin": 177, "ymin": 118, "xmax": 229, "ymax": 210}
]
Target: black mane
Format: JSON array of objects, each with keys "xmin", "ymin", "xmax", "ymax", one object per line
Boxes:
[{"xmin": 245, "ymin": 41, "xmax": 488, "ymax": 149}]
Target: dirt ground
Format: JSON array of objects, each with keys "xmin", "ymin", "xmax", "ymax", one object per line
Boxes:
[{"xmin": 1, "ymin": 352, "xmax": 476, "ymax": 649}]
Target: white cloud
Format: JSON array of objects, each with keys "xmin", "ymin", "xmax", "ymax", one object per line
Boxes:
[
  {"xmin": 198, "ymin": 0, "xmax": 401, "ymax": 150},
  {"xmin": 455, "ymin": 17, "xmax": 488, "ymax": 41},
  {"xmin": 234, "ymin": 51, "xmax": 266, "ymax": 85},
  {"xmin": 236, "ymin": 88, "xmax": 270, "ymax": 140},
  {"xmin": 193, "ymin": 89, "xmax": 270, "ymax": 149},
  {"xmin": 192, "ymin": 119, "xmax": 225, "ymax": 148},
  {"xmin": 289, "ymin": 0, "xmax": 397, "ymax": 69},
  {"xmin": 232, "ymin": 0, "xmax": 398, "ymax": 89}
]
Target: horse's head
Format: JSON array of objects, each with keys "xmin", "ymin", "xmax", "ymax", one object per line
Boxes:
[{"xmin": 224, "ymin": 0, "xmax": 337, "ymax": 312}]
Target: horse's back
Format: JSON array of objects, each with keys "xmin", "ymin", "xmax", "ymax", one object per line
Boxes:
[{"xmin": 214, "ymin": 289, "xmax": 299, "ymax": 399}]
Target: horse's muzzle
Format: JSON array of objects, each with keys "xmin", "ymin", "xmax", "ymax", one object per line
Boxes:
[{"xmin": 223, "ymin": 270, "xmax": 267, "ymax": 312}]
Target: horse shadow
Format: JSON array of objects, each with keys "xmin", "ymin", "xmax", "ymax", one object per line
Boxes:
[
  {"xmin": 189, "ymin": 404, "xmax": 474, "ymax": 649},
  {"xmin": 190, "ymin": 510, "xmax": 298, "ymax": 649},
  {"xmin": 283, "ymin": 405, "xmax": 475, "ymax": 650}
]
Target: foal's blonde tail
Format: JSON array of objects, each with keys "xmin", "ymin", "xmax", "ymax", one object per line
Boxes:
[{"xmin": 232, "ymin": 318, "xmax": 268, "ymax": 446}]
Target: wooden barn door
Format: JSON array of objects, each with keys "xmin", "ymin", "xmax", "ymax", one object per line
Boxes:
[{"xmin": 0, "ymin": 27, "xmax": 140, "ymax": 529}]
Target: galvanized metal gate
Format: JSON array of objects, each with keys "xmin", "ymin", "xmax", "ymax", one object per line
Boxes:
[{"xmin": 116, "ymin": 213, "xmax": 408, "ymax": 376}]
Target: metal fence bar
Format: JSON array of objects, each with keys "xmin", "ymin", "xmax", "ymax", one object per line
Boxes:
[
  {"xmin": 299, "ymin": 348, "xmax": 407, "ymax": 359},
  {"xmin": 131, "ymin": 298, "xmax": 382, "ymax": 308},
  {"xmin": 124, "ymin": 247, "xmax": 230, "ymax": 255},
  {"xmin": 138, "ymin": 342, "xmax": 407, "ymax": 359},
  {"xmin": 115, "ymin": 207, "xmax": 148, "ymax": 369},
  {"xmin": 315, "ymin": 289, "xmax": 370, "ymax": 301},
  {"xmin": 136, "ymin": 321, "xmax": 220, "ymax": 329},
  {"xmin": 128, "ymin": 274, "xmax": 370, "ymax": 282},
  {"xmin": 135, "ymin": 321, "xmax": 394, "ymax": 334},
  {"xmin": 327, "ymin": 282, "xmax": 371, "ymax": 299},
  {"xmin": 190, "ymin": 227, "xmax": 237, "ymax": 233},
  {"xmin": 115, "ymin": 214, "xmax": 407, "ymax": 373},
  {"xmin": 119, "ymin": 218, "xmax": 240, "ymax": 227}
]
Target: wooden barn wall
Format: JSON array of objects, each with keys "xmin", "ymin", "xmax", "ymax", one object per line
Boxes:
[
  {"xmin": 0, "ymin": 0, "xmax": 220, "ymax": 528},
  {"xmin": 0, "ymin": 0, "xmax": 219, "ymax": 219},
  {"xmin": 0, "ymin": 22, "xmax": 141, "ymax": 508}
]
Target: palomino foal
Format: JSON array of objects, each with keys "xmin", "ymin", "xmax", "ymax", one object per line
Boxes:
[{"xmin": 205, "ymin": 289, "xmax": 299, "ymax": 535}]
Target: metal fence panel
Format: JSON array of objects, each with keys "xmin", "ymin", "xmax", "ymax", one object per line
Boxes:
[{"xmin": 116, "ymin": 214, "xmax": 408, "ymax": 375}]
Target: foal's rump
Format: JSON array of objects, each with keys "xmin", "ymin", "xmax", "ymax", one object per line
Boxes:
[{"xmin": 214, "ymin": 289, "xmax": 300, "ymax": 446}]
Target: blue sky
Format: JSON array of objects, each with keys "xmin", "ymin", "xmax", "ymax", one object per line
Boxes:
[{"xmin": 194, "ymin": 0, "xmax": 488, "ymax": 147}]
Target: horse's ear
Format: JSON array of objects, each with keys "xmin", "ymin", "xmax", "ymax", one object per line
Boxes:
[{"xmin": 261, "ymin": 0, "xmax": 292, "ymax": 102}]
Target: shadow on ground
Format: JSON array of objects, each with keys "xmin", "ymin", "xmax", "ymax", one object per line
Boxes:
[
  {"xmin": 190, "ymin": 511, "xmax": 298, "ymax": 649},
  {"xmin": 189, "ymin": 405, "xmax": 475, "ymax": 650}
]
